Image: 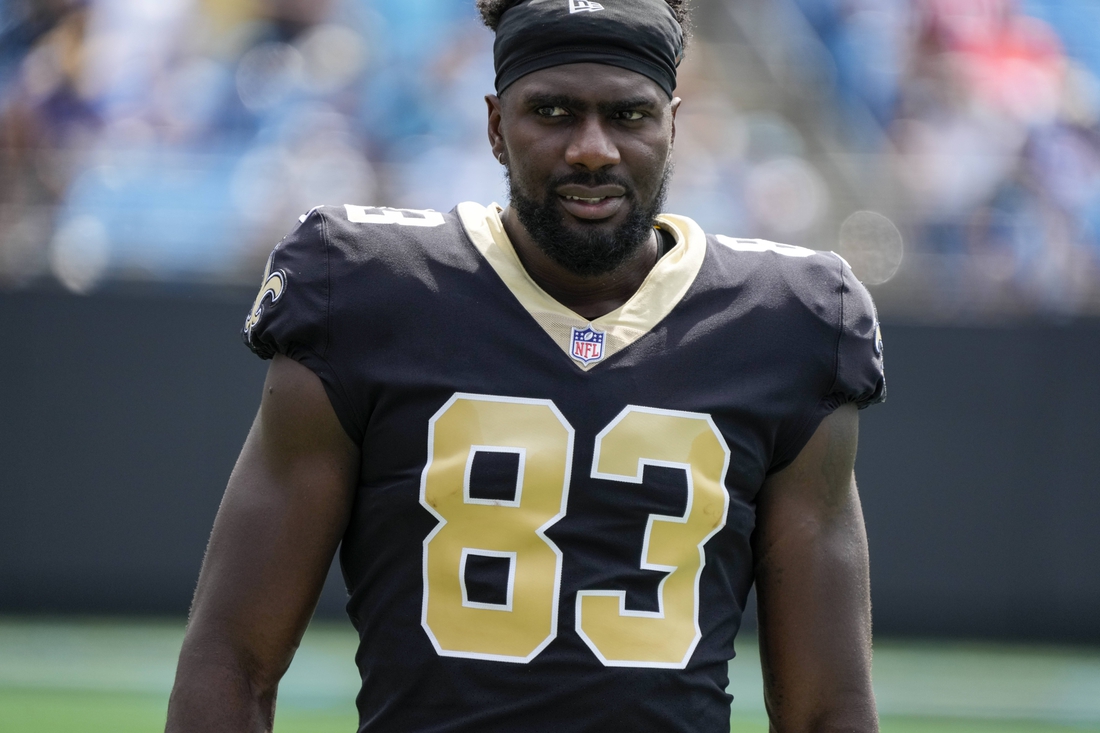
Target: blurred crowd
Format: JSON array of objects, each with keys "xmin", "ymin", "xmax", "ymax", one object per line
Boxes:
[
  {"xmin": 0, "ymin": 0, "xmax": 496, "ymax": 291},
  {"xmin": 1, "ymin": 0, "xmax": 1098, "ymax": 319},
  {"xmin": 795, "ymin": 0, "xmax": 1100, "ymax": 316}
]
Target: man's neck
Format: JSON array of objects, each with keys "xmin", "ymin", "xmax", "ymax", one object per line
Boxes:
[{"xmin": 500, "ymin": 207, "xmax": 661, "ymax": 321}]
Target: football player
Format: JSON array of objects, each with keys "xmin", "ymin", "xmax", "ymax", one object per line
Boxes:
[{"xmin": 166, "ymin": 1, "xmax": 885, "ymax": 731}]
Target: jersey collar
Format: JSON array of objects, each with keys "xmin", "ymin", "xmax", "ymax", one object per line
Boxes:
[{"xmin": 457, "ymin": 201, "xmax": 706, "ymax": 371}]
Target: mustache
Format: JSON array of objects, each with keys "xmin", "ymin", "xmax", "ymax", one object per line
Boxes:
[{"xmin": 546, "ymin": 170, "xmax": 635, "ymax": 197}]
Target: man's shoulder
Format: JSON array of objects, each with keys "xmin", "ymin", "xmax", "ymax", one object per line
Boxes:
[
  {"xmin": 657, "ymin": 212, "xmax": 849, "ymax": 299},
  {"xmin": 243, "ymin": 203, "xmax": 479, "ymax": 356},
  {"xmin": 658, "ymin": 213, "xmax": 841, "ymax": 271},
  {"xmin": 706, "ymin": 232, "xmax": 846, "ymax": 285},
  {"xmin": 305, "ymin": 203, "xmax": 466, "ymax": 250},
  {"xmin": 276, "ymin": 203, "xmax": 483, "ymax": 283},
  {"xmin": 677, "ymin": 225, "xmax": 885, "ymax": 412},
  {"xmin": 666, "ymin": 219, "xmax": 866, "ymax": 330}
]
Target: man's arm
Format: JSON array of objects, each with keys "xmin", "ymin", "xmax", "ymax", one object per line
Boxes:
[
  {"xmin": 166, "ymin": 354, "xmax": 360, "ymax": 733},
  {"xmin": 753, "ymin": 404, "xmax": 878, "ymax": 733}
]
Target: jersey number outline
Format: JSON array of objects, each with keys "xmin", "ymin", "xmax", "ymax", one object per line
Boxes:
[
  {"xmin": 715, "ymin": 234, "xmax": 816, "ymax": 258},
  {"xmin": 345, "ymin": 204, "xmax": 445, "ymax": 227},
  {"xmin": 420, "ymin": 394, "xmax": 730, "ymax": 668}
]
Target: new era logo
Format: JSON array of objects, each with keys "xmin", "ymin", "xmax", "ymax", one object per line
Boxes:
[{"xmin": 569, "ymin": 0, "xmax": 604, "ymax": 13}]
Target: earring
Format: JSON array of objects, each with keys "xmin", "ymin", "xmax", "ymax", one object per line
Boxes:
[{"xmin": 497, "ymin": 152, "xmax": 505, "ymax": 165}]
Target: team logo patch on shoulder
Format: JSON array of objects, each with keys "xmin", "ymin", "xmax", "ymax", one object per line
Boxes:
[
  {"xmin": 244, "ymin": 253, "xmax": 286, "ymax": 340},
  {"xmin": 570, "ymin": 325, "xmax": 606, "ymax": 366},
  {"xmin": 569, "ymin": 0, "xmax": 604, "ymax": 13}
]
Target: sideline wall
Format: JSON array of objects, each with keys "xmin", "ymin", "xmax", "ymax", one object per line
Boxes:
[{"xmin": 1, "ymin": 290, "xmax": 1097, "ymax": 642}]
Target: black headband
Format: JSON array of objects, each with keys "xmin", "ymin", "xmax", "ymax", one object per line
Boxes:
[{"xmin": 493, "ymin": 0, "xmax": 684, "ymax": 98}]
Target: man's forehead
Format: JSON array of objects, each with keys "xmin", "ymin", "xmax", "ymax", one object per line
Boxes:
[{"xmin": 507, "ymin": 63, "xmax": 670, "ymax": 105}]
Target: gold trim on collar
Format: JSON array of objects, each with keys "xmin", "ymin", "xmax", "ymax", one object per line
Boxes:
[{"xmin": 457, "ymin": 201, "xmax": 707, "ymax": 371}]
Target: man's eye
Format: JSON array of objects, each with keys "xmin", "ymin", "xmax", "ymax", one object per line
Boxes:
[
  {"xmin": 537, "ymin": 106, "xmax": 569, "ymax": 117},
  {"xmin": 617, "ymin": 110, "xmax": 645, "ymax": 121}
]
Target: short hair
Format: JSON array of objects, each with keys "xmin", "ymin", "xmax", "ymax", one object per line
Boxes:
[{"xmin": 476, "ymin": 0, "xmax": 691, "ymax": 39}]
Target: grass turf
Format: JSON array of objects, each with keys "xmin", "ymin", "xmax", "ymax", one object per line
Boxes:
[
  {"xmin": 0, "ymin": 689, "xmax": 358, "ymax": 733},
  {"xmin": 1, "ymin": 691, "xmax": 1097, "ymax": 733},
  {"xmin": 1, "ymin": 618, "xmax": 1098, "ymax": 732}
]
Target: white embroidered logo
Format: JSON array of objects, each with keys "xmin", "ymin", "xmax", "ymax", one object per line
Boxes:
[{"xmin": 569, "ymin": 0, "xmax": 604, "ymax": 13}]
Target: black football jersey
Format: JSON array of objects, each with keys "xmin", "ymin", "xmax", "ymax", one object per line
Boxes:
[{"xmin": 243, "ymin": 202, "xmax": 885, "ymax": 733}]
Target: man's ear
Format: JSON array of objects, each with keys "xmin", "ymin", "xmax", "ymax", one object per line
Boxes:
[{"xmin": 486, "ymin": 94, "xmax": 506, "ymax": 165}]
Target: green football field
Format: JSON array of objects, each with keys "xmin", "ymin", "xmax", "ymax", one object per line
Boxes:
[{"xmin": 1, "ymin": 618, "xmax": 1098, "ymax": 732}]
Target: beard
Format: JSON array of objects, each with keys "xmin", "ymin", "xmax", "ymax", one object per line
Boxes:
[{"xmin": 506, "ymin": 165, "xmax": 672, "ymax": 278}]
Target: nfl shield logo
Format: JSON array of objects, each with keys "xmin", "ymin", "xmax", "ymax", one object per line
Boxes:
[{"xmin": 570, "ymin": 325, "xmax": 606, "ymax": 366}]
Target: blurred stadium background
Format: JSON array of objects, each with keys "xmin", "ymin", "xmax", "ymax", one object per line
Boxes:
[{"xmin": 1, "ymin": 0, "xmax": 1098, "ymax": 730}]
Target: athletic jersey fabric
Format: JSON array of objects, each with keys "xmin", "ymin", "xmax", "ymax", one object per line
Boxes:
[{"xmin": 243, "ymin": 202, "xmax": 885, "ymax": 732}]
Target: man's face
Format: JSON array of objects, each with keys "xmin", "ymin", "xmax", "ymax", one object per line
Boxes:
[{"xmin": 489, "ymin": 63, "xmax": 679, "ymax": 277}]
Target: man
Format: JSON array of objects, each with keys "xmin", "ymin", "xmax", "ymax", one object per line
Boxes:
[{"xmin": 166, "ymin": 0, "xmax": 885, "ymax": 731}]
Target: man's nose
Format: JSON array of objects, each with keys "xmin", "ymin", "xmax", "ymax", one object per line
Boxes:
[{"xmin": 565, "ymin": 117, "xmax": 621, "ymax": 170}]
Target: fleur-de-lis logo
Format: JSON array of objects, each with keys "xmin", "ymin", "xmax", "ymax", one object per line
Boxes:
[{"xmin": 244, "ymin": 252, "xmax": 286, "ymax": 340}]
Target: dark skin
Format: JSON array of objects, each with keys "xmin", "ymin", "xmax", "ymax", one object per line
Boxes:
[
  {"xmin": 166, "ymin": 63, "xmax": 878, "ymax": 733},
  {"xmin": 166, "ymin": 355, "xmax": 359, "ymax": 732},
  {"xmin": 755, "ymin": 403, "xmax": 877, "ymax": 732},
  {"xmin": 487, "ymin": 63, "xmax": 680, "ymax": 320}
]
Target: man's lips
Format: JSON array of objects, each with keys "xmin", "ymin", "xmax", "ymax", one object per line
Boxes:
[
  {"xmin": 556, "ymin": 183, "xmax": 626, "ymax": 200},
  {"xmin": 556, "ymin": 184, "xmax": 627, "ymax": 220}
]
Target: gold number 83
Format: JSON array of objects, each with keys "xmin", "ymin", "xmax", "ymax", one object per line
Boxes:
[{"xmin": 419, "ymin": 393, "xmax": 730, "ymax": 668}]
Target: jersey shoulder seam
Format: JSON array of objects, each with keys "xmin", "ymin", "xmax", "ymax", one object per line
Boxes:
[
  {"xmin": 826, "ymin": 252, "xmax": 845, "ymax": 398},
  {"xmin": 312, "ymin": 206, "xmax": 365, "ymax": 444},
  {"xmin": 316, "ymin": 206, "xmax": 333, "ymax": 360}
]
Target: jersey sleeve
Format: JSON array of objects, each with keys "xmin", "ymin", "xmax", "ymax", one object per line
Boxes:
[
  {"xmin": 241, "ymin": 208, "xmax": 362, "ymax": 444},
  {"xmin": 829, "ymin": 257, "xmax": 886, "ymax": 410},
  {"xmin": 768, "ymin": 254, "xmax": 886, "ymax": 473}
]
